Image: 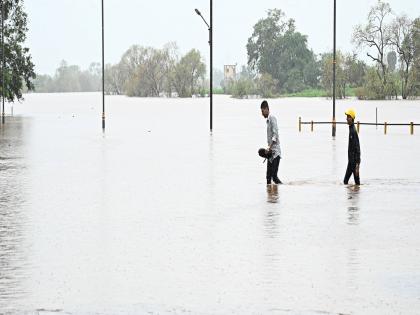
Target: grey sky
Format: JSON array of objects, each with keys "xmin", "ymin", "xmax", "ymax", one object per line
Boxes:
[{"xmin": 26, "ymin": 0, "xmax": 420, "ymax": 75}]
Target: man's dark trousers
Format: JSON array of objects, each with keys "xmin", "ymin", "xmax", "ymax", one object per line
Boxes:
[
  {"xmin": 267, "ymin": 156, "xmax": 281, "ymax": 184},
  {"xmin": 344, "ymin": 161, "xmax": 360, "ymax": 185}
]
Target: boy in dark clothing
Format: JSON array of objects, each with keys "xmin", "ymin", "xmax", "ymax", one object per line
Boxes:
[{"xmin": 344, "ymin": 109, "xmax": 361, "ymax": 185}]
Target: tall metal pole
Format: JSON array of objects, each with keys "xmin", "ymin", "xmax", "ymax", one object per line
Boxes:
[
  {"xmin": 209, "ymin": 0, "xmax": 213, "ymax": 132},
  {"xmin": 2, "ymin": 0, "xmax": 5, "ymax": 125},
  {"xmin": 332, "ymin": 0, "xmax": 336, "ymax": 137},
  {"xmin": 101, "ymin": 0, "xmax": 105, "ymax": 130}
]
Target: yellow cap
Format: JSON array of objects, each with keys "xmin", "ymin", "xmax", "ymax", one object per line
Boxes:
[{"xmin": 345, "ymin": 108, "xmax": 356, "ymax": 120}]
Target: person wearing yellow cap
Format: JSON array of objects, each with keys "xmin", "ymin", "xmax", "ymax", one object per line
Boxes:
[{"xmin": 344, "ymin": 109, "xmax": 361, "ymax": 185}]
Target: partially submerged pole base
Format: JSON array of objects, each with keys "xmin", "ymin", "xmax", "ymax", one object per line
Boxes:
[
  {"xmin": 332, "ymin": 118, "xmax": 336, "ymax": 137},
  {"xmin": 410, "ymin": 122, "xmax": 414, "ymax": 135},
  {"xmin": 298, "ymin": 117, "xmax": 302, "ymax": 132},
  {"xmin": 102, "ymin": 113, "xmax": 105, "ymax": 130}
]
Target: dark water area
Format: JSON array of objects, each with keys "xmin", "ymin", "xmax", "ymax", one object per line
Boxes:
[{"xmin": 0, "ymin": 93, "xmax": 419, "ymax": 314}]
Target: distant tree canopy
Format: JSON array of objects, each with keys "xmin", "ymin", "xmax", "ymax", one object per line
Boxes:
[
  {"xmin": 320, "ymin": 52, "xmax": 367, "ymax": 99},
  {"xmin": 33, "ymin": 43, "xmax": 207, "ymax": 98},
  {"xmin": 117, "ymin": 44, "xmax": 206, "ymax": 97},
  {"xmin": 30, "ymin": 3, "xmax": 419, "ymax": 100},
  {"xmin": 33, "ymin": 61, "xmax": 101, "ymax": 93},
  {"xmin": 0, "ymin": 0, "xmax": 35, "ymax": 102},
  {"xmin": 353, "ymin": 0, "xmax": 420, "ymax": 99},
  {"xmin": 246, "ymin": 9, "xmax": 319, "ymax": 94}
]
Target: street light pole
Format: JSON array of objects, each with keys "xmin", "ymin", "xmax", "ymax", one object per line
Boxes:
[
  {"xmin": 195, "ymin": 3, "xmax": 213, "ymax": 132},
  {"xmin": 101, "ymin": 0, "xmax": 105, "ymax": 131},
  {"xmin": 2, "ymin": 0, "xmax": 5, "ymax": 125},
  {"xmin": 332, "ymin": 0, "xmax": 336, "ymax": 137},
  {"xmin": 210, "ymin": 0, "xmax": 213, "ymax": 132}
]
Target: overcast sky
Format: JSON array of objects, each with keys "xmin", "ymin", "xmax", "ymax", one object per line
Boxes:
[{"xmin": 25, "ymin": 0, "xmax": 420, "ymax": 75}]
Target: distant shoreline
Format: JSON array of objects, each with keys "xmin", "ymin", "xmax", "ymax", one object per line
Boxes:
[{"xmin": 22, "ymin": 91, "xmax": 420, "ymax": 101}]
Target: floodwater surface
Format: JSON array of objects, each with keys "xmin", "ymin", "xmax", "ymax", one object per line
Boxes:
[{"xmin": 1, "ymin": 93, "xmax": 420, "ymax": 315}]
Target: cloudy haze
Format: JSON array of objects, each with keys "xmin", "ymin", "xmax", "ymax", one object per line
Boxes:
[{"xmin": 26, "ymin": 0, "xmax": 420, "ymax": 75}]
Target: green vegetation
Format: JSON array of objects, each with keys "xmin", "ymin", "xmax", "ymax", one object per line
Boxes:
[
  {"xmin": 1, "ymin": 0, "xmax": 35, "ymax": 102},
  {"xmin": 246, "ymin": 9, "xmax": 319, "ymax": 95},
  {"xmin": 224, "ymin": 1, "xmax": 420, "ymax": 100},
  {"xmin": 353, "ymin": 1, "xmax": 420, "ymax": 99},
  {"xmin": 28, "ymin": 1, "xmax": 419, "ymax": 100},
  {"xmin": 33, "ymin": 43, "xmax": 207, "ymax": 98},
  {"xmin": 213, "ymin": 87, "xmax": 224, "ymax": 95},
  {"xmin": 280, "ymin": 89, "xmax": 328, "ymax": 98},
  {"xmin": 33, "ymin": 61, "xmax": 101, "ymax": 93}
]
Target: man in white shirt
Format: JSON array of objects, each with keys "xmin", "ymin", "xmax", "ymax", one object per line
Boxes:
[{"xmin": 260, "ymin": 100, "xmax": 282, "ymax": 185}]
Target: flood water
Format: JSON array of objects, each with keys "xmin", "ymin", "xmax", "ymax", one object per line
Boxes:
[{"xmin": 1, "ymin": 93, "xmax": 420, "ymax": 315}]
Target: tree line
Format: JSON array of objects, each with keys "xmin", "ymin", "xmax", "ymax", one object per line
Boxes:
[
  {"xmin": 33, "ymin": 61, "xmax": 102, "ymax": 93},
  {"xmin": 105, "ymin": 43, "xmax": 206, "ymax": 97},
  {"xmin": 2, "ymin": 0, "xmax": 419, "ymax": 102},
  {"xmin": 225, "ymin": 3, "xmax": 420, "ymax": 99},
  {"xmin": 33, "ymin": 44, "xmax": 207, "ymax": 98}
]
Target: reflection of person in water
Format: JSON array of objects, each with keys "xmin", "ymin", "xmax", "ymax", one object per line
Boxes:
[
  {"xmin": 260, "ymin": 100, "xmax": 282, "ymax": 185},
  {"xmin": 344, "ymin": 109, "xmax": 361, "ymax": 185},
  {"xmin": 266, "ymin": 183, "xmax": 279, "ymax": 203},
  {"xmin": 347, "ymin": 185, "xmax": 360, "ymax": 225}
]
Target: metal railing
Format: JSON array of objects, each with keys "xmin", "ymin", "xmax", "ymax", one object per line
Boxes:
[{"xmin": 298, "ymin": 117, "xmax": 419, "ymax": 135}]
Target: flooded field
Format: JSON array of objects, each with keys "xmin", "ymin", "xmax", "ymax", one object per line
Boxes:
[{"xmin": 1, "ymin": 93, "xmax": 420, "ymax": 315}]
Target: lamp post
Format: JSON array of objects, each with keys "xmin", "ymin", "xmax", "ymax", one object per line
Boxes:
[
  {"xmin": 332, "ymin": 0, "xmax": 336, "ymax": 137},
  {"xmin": 101, "ymin": 0, "xmax": 105, "ymax": 131},
  {"xmin": 2, "ymin": 0, "xmax": 5, "ymax": 125},
  {"xmin": 195, "ymin": 1, "xmax": 213, "ymax": 132}
]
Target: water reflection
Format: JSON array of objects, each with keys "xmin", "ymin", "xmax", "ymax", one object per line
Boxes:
[
  {"xmin": 346, "ymin": 186, "xmax": 360, "ymax": 226},
  {"xmin": 0, "ymin": 117, "xmax": 29, "ymax": 310},
  {"xmin": 264, "ymin": 184, "xmax": 280, "ymax": 242},
  {"xmin": 331, "ymin": 137, "xmax": 339, "ymax": 176},
  {"xmin": 266, "ymin": 184, "xmax": 279, "ymax": 203},
  {"xmin": 345, "ymin": 185, "xmax": 361, "ymax": 293}
]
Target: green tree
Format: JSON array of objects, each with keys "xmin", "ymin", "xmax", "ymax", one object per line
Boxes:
[
  {"xmin": 53, "ymin": 60, "xmax": 81, "ymax": 92},
  {"xmin": 363, "ymin": 67, "xmax": 385, "ymax": 99},
  {"xmin": 321, "ymin": 52, "xmax": 345, "ymax": 98},
  {"xmin": 230, "ymin": 77, "xmax": 255, "ymax": 98},
  {"xmin": 303, "ymin": 57, "xmax": 321, "ymax": 89},
  {"xmin": 172, "ymin": 49, "xmax": 206, "ymax": 98},
  {"xmin": 105, "ymin": 63, "xmax": 125, "ymax": 95},
  {"xmin": 247, "ymin": 9, "xmax": 318, "ymax": 93},
  {"xmin": 321, "ymin": 52, "xmax": 366, "ymax": 98},
  {"xmin": 390, "ymin": 15, "xmax": 415, "ymax": 99},
  {"xmin": 119, "ymin": 45, "xmax": 149, "ymax": 94},
  {"xmin": 32, "ymin": 61, "xmax": 102, "ymax": 93},
  {"xmin": 123, "ymin": 44, "xmax": 178, "ymax": 97},
  {"xmin": 353, "ymin": 1, "xmax": 393, "ymax": 97},
  {"xmin": 410, "ymin": 18, "xmax": 420, "ymax": 97},
  {"xmin": 137, "ymin": 47, "xmax": 172, "ymax": 96},
  {"xmin": 31, "ymin": 74, "xmax": 53, "ymax": 93},
  {"xmin": 387, "ymin": 51, "xmax": 397, "ymax": 72},
  {"xmin": 256, "ymin": 73, "xmax": 277, "ymax": 98},
  {"xmin": 0, "ymin": 0, "xmax": 35, "ymax": 101},
  {"xmin": 345, "ymin": 54, "xmax": 367, "ymax": 88}
]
